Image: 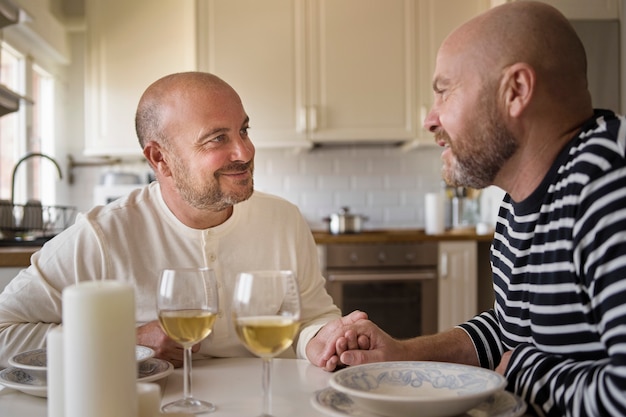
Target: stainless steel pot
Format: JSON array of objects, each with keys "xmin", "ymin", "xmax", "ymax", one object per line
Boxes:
[{"xmin": 324, "ymin": 207, "xmax": 368, "ymax": 234}]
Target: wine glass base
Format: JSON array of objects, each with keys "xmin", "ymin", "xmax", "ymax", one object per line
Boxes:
[{"xmin": 161, "ymin": 398, "xmax": 217, "ymax": 414}]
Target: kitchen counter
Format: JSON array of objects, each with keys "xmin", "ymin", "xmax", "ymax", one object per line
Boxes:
[
  {"xmin": 0, "ymin": 247, "xmax": 38, "ymax": 267},
  {"xmin": 312, "ymin": 228, "xmax": 494, "ymax": 244},
  {"xmin": 0, "ymin": 229, "xmax": 494, "ymax": 267}
]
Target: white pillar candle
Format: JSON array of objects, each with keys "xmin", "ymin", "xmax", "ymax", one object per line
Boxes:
[
  {"xmin": 63, "ymin": 281, "xmax": 137, "ymax": 417},
  {"xmin": 47, "ymin": 326, "xmax": 64, "ymax": 417},
  {"xmin": 424, "ymin": 192, "xmax": 445, "ymax": 235},
  {"xmin": 137, "ymin": 382, "xmax": 161, "ymax": 417}
]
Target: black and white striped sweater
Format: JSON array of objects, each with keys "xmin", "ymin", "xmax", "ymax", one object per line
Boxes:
[{"xmin": 459, "ymin": 110, "xmax": 626, "ymax": 417}]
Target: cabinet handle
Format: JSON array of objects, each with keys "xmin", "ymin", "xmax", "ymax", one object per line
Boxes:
[
  {"xmin": 309, "ymin": 106, "xmax": 318, "ymax": 132},
  {"xmin": 297, "ymin": 108, "xmax": 307, "ymax": 133},
  {"xmin": 440, "ymin": 252, "xmax": 448, "ymax": 278},
  {"xmin": 420, "ymin": 105, "xmax": 428, "ymax": 124}
]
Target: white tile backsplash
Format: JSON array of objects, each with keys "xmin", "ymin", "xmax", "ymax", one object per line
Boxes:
[
  {"xmin": 67, "ymin": 144, "xmax": 505, "ymax": 232},
  {"xmin": 253, "ymin": 145, "xmax": 446, "ymax": 230}
]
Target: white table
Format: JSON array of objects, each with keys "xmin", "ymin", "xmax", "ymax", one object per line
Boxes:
[
  {"xmin": 0, "ymin": 357, "xmax": 332, "ymax": 417},
  {"xmin": 162, "ymin": 357, "xmax": 330, "ymax": 416},
  {"xmin": 0, "ymin": 357, "xmax": 532, "ymax": 417}
]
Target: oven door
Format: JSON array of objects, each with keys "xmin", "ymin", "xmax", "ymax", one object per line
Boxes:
[{"xmin": 325, "ymin": 268, "xmax": 438, "ymax": 338}]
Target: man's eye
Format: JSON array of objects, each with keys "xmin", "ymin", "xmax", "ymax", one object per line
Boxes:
[
  {"xmin": 211, "ymin": 134, "xmax": 226, "ymax": 143},
  {"xmin": 241, "ymin": 126, "xmax": 250, "ymax": 136}
]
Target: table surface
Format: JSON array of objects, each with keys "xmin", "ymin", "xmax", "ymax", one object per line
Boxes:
[
  {"xmin": 0, "ymin": 357, "xmax": 532, "ymax": 417},
  {"xmin": 0, "ymin": 357, "xmax": 332, "ymax": 417}
]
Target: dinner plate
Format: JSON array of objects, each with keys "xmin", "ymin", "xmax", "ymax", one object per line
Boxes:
[
  {"xmin": 0, "ymin": 358, "xmax": 173, "ymax": 398},
  {"xmin": 8, "ymin": 345, "xmax": 155, "ymax": 371},
  {"xmin": 311, "ymin": 387, "xmax": 527, "ymax": 417}
]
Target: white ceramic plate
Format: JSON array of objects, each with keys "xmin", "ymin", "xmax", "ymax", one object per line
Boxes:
[
  {"xmin": 137, "ymin": 357, "xmax": 174, "ymax": 382},
  {"xmin": 0, "ymin": 358, "xmax": 173, "ymax": 398},
  {"xmin": 9, "ymin": 345, "xmax": 155, "ymax": 372},
  {"xmin": 329, "ymin": 361, "xmax": 508, "ymax": 417},
  {"xmin": 312, "ymin": 387, "xmax": 527, "ymax": 417},
  {"xmin": 0, "ymin": 368, "xmax": 47, "ymax": 397}
]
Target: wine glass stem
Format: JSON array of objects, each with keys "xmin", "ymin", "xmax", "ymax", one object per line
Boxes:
[
  {"xmin": 262, "ymin": 357, "xmax": 272, "ymax": 416},
  {"xmin": 183, "ymin": 346, "xmax": 193, "ymax": 400}
]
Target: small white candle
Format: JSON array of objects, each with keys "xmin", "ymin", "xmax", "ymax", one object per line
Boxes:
[
  {"xmin": 137, "ymin": 382, "xmax": 161, "ymax": 417},
  {"xmin": 63, "ymin": 281, "xmax": 137, "ymax": 417},
  {"xmin": 47, "ymin": 326, "xmax": 64, "ymax": 417}
]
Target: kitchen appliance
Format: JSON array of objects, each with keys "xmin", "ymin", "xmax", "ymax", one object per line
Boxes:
[
  {"xmin": 323, "ymin": 207, "xmax": 368, "ymax": 234},
  {"xmin": 320, "ymin": 242, "xmax": 438, "ymax": 338},
  {"xmin": 93, "ymin": 171, "xmax": 154, "ymax": 206}
]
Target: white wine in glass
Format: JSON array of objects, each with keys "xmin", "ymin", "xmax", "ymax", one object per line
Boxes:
[
  {"xmin": 232, "ymin": 270, "xmax": 301, "ymax": 417},
  {"xmin": 157, "ymin": 267, "xmax": 219, "ymax": 414}
]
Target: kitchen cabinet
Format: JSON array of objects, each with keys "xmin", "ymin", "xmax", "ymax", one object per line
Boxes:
[
  {"xmin": 409, "ymin": 0, "xmax": 490, "ymax": 148},
  {"xmin": 507, "ymin": 0, "xmax": 621, "ymax": 19},
  {"xmin": 199, "ymin": 0, "xmax": 416, "ymax": 148},
  {"xmin": 304, "ymin": 0, "xmax": 416, "ymax": 144},
  {"xmin": 438, "ymin": 241, "xmax": 477, "ymax": 331},
  {"xmin": 83, "ymin": 0, "xmax": 196, "ymax": 156},
  {"xmin": 200, "ymin": 0, "xmax": 489, "ymax": 149},
  {"xmin": 197, "ymin": 0, "xmax": 309, "ymax": 148}
]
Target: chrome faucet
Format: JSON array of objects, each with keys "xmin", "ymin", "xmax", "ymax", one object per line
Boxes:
[{"xmin": 10, "ymin": 152, "xmax": 63, "ymax": 204}]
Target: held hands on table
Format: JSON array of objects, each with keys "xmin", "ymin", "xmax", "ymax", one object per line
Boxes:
[
  {"xmin": 309, "ymin": 311, "xmax": 513, "ymax": 377},
  {"xmin": 136, "ymin": 311, "xmax": 514, "ymax": 374}
]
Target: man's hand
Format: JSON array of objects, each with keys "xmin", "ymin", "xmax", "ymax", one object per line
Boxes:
[
  {"xmin": 306, "ymin": 310, "xmax": 370, "ymax": 371},
  {"xmin": 338, "ymin": 319, "xmax": 408, "ymax": 366},
  {"xmin": 495, "ymin": 350, "xmax": 512, "ymax": 375},
  {"xmin": 136, "ymin": 320, "xmax": 199, "ymax": 368}
]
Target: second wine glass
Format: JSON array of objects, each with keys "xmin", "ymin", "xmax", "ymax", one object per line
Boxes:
[
  {"xmin": 157, "ymin": 267, "xmax": 219, "ymax": 414},
  {"xmin": 232, "ymin": 270, "xmax": 301, "ymax": 417}
]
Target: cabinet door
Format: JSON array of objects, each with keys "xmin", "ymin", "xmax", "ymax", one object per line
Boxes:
[
  {"xmin": 199, "ymin": 0, "xmax": 310, "ymax": 149},
  {"xmin": 438, "ymin": 241, "xmax": 477, "ymax": 331},
  {"xmin": 307, "ymin": 0, "xmax": 417, "ymax": 143},
  {"xmin": 84, "ymin": 0, "xmax": 196, "ymax": 156},
  {"xmin": 411, "ymin": 0, "xmax": 490, "ymax": 147},
  {"xmin": 515, "ymin": 0, "xmax": 620, "ymax": 19}
]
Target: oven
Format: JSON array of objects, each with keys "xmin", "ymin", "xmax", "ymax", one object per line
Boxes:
[{"xmin": 319, "ymin": 242, "xmax": 438, "ymax": 338}]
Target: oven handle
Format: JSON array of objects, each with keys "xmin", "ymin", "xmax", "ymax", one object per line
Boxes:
[{"xmin": 327, "ymin": 271, "xmax": 436, "ymax": 282}]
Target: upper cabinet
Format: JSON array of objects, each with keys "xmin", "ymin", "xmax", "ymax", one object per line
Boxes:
[
  {"xmin": 513, "ymin": 0, "xmax": 621, "ymax": 19},
  {"xmin": 83, "ymin": 0, "xmax": 196, "ymax": 156},
  {"xmin": 198, "ymin": 0, "xmax": 310, "ymax": 149},
  {"xmin": 84, "ymin": 0, "xmax": 490, "ymax": 154},
  {"xmin": 200, "ymin": 0, "xmax": 490, "ymax": 149},
  {"xmin": 305, "ymin": 0, "xmax": 417, "ymax": 145},
  {"xmin": 411, "ymin": 0, "xmax": 490, "ymax": 147},
  {"xmin": 199, "ymin": 0, "xmax": 418, "ymax": 148}
]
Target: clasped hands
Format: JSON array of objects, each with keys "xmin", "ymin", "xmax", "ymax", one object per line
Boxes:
[{"xmin": 306, "ymin": 310, "xmax": 405, "ymax": 372}]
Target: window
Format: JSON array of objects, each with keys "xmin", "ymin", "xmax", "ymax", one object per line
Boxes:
[{"xmin": 0, "ymin": 41, "xmax": 56, "ymax": 206}]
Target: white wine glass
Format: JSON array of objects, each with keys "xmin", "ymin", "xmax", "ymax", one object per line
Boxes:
[
  {"xmin": 157, "ymin": 267, "xmax": 219, "ymax": 414},
  {"xmin": 232, "ymin": 270, "xmax": 301, "ymax": 417}
]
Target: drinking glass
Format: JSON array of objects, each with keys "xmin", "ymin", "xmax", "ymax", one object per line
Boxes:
[
  {"xmin": 232, "ymin": 270, "xmax": 301, "ymax": 417},
  {"xmin": 157, "ymin": 267, "xmax": 219, "ymax": 414}
]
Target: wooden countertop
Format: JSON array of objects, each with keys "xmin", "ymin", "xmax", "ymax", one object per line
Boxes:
[
  {"xmin": 0, "ymin": 229, "xmax": 493, "ymax": 267},
  {"xmin": 312, "ymin": 228, "xmax": 494, "ymax": 244},
  {"xmin": 0, "ymin": 247, "xmax": 38, "ymax": 267}
]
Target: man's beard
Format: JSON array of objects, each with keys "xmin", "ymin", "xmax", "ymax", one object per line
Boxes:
[
  {"xmin": 439, "ymin": 99, "xmax": 518, "ymax": 189},
  {"xmin": 171, "ymin": 158, "xmax": 254, "ymax": 211}
]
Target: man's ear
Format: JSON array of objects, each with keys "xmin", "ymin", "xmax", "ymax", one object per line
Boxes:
[
  {"xmin": 501, "ymin": 62, "xmax": 534, "ymax": 118},
  {"xmin": 143, "ymin": 141, "xmax": 172, "ymax": 177}
]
